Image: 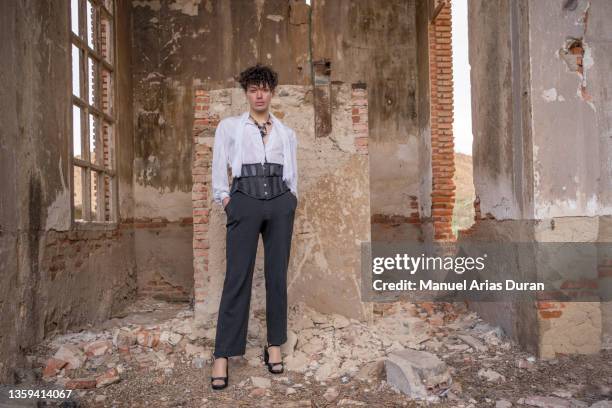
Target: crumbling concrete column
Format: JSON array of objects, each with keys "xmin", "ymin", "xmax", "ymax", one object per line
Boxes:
[{"xmin": 463, "ymin": 0, "xmax": 612, "ymax": 358}]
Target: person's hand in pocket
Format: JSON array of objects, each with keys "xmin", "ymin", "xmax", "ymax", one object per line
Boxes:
[{"xmin": 222, "ymin": 196, "xmax": 230, "ymax": 209}]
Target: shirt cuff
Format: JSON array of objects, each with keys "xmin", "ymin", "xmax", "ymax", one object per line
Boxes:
[{"xmin": 218, "ymin": 192, "xmax": 230, "ymax": 205}]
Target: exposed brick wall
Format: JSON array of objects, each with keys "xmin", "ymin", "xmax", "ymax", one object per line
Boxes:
[
  {"xmin": 38, "ymin": 228, "xmax": 137, "ymax": 332},
  {"xmin": 351, "ymin": 82, "xmax": 369, "ymax": 155},
  {"xmin": 42, "ymin": 229, "xmax": 124, "ymax": 280},
  {"xmin": 191, "ymin": 89, "xmax": 217, "ymax": 311},
  {"xmin": 139, "ymin": 271, "xmax": 189, "ymax": 301},
  {"xmin": 429, "ymin": 0, "xmax": 456, "ymax": 241}
]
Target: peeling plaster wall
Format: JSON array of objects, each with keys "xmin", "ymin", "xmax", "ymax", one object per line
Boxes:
[
  {"xmin": 0, "ymin": 1, "xmax": 136, "ymax": 383},
  {"xmin": 312, "ymin": 0, "xmax": 421, "ymax": 222},
  {"xmin": 131, "ymin": 0, "xmax": 417, "ymax": 296},
  {"xmin": 131, "ymin": 0, "xmax": 311, "ymax": 295},
  {"xmin": 526, "ymin": 0, "xmax": 612, "ymax": 357},
  {"xmin": 528, "ymin": 0, "xmax": 612, "ymax": 219}
]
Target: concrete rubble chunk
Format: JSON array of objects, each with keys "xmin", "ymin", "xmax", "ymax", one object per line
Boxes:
[
  {"xmin": 96, "ymin": 367, "xmax": 120, "ymax": 388},
  {"xmin": 331, "ymin": 314, "xmax": 350, "ymax": 329},
  {"xmin": 42, "ymin": 358, "xmax": 68, "ymax": 378},
  {"xmin": 167, "ymin": 332, "xmax": 183, "ymax": 346},
  {"xmin": 457, "ymin": 334, "xmax": 487, "ymax": 352},
  {"xmin": 403, "ymin": 317, "xmax": 427, "ymax": 334},
  {"xmin": 524, "ymin": 395, "xmax": 572, "ymax": 408},
  {"xmin": 113, "ymin": 328, "xmax": 136, "ymax": 351},
  {"xmin": 590, "ymin": 402, "xmax": 612, "ymax": 408},
  {"xmin": 54, "ymin": 345, "xmax": 86, "ymax": 370},
  {"xmin": 187, "ymin": 328, "xmax": 207, "ymax": 341},
  {"xmin": 65, "ymin": 378, "xmax": 97, "ymax": 389},
  {"xmin": 284, "ymin": 350, "xmax": 310, "ymax": 373},
  {"xmin": 311, "ymin": 310, "xmax": 328, "ymax": 324},
  {"xmin": 384, "ymin": 349, "xmax": 451, "ymax": 400},
  {"xmin": 323, "ymin": 386, "xmax": 339, "ymax": 402},
  {"xmin": 173, "ymin": 320, "xmax": 193, "ymax": 335},
  {"xmin": 355, "ymin": 360, "xmax": 385, "ymax": 382},
  {"xmin": 249, "ymin": 388, "xmax": 267, "ymax": 397},
  {"xmin": 281, "ymin": 330, "xmax": 298, "ymax": 356},
  {"xmin": 84, "ymin": 340, "xmax": 112, "ymax": 357},
  {"xmin": 184, "ymin": 343, "xmax": 207, "ymax": 357},
  {"xmin": 477, "ymin": 368, "xmax": 505, "ymax": 382},
  {"xmin": 338, "ymin": 398, "xmax": 367, "ymax": 406},
  {"xmin": 315, "ymin": 361, "xmax": 335, "ymax": 381}
]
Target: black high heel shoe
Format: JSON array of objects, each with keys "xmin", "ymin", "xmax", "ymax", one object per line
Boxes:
[
  {"xmin": 263, "ymin": 344, "xmax": 284, "ymax": 374},
  {"xmin": 210, "ymin": 356, "xmax": 229, "ymax": 390}
]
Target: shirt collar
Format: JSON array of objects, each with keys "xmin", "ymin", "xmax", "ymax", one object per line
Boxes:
[{"xmin": 246, "ymin": 112, "xmax": 275, "ymax": 126}]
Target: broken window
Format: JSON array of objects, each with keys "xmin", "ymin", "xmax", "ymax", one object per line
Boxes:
[{"xmin": 70, "ymin": 0, "xmax": 116, "ymax": 223}]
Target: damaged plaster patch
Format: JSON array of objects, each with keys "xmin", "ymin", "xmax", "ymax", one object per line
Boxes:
[
  {"xmin": 132, "ymin": 0, "xmax": 161, "ymax": 11},
  {"xmin": 535, "ymin": 194, "xmax": 612, "ymax": 219},
  {"xmin": 255, "ymin": 0, "xmax": 265, "ymax": 31},
  {"xmin": 266, "ymin": 15, "xmax": 284, "ymax": 22},
  {"xmin": 559, "ymin": 38, "xmax": 596, "ymax": 112},
  {"xmin": 45, "ymin": 190, "xmax": 70, "ymax": 231},
  {"xmin": 204, "ymin": 0, "xmax": 212, "ymax": 13},
  {"xmin": 168, "ymin": 0, "xmax": 201, "ymax": 16},
  {"xmin": 558, "ymin": 2, "xmax": 596, "ymax": 111},
  {"xmin": 45, "ymin": 158, "xmax": 71, "ymax": 231},
  {"xmin": 249, "ymin": 38, "xmax": 258, "ymax": 59},
  {"xmin": 542, "ymin": 88, "xmax": 559, "ymax": 102},
  {"xmin": 134, "ymin": 185, "xmax": 192, "ymax": 221}
]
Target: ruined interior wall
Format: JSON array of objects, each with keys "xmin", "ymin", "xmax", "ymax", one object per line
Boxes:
[
  {"xmin": 462, "ymin": 0, "xmax": 539, "ymax": 354},
  {"xmin": 528, "ymin": 0, "xmax": 612, "ymax": 219},
  {"xmin": 130, "ymin": 0, "xmax": 310, "ymax": 298},
  {"xmin": 0, "ymin": 0, "xmax": 136, "ymax": 383},
  {"xmin": 527, "ymin": 0, "xmax": 612, "ymax": 357},
  {"xmin": 131, "ymin": 0, "xmax": 412, "ymax": 298},
  {"xmin": 312, "ymin": 0, "xmax": 421, "ymax": 230},
  {"xmin": 465, "ymin": 0, "xmax": 612, "ymax": 357}
]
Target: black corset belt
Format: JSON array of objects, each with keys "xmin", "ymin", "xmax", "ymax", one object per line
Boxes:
[{"xmin": 230, "ymin": 163, "xmax": 290, "ymax": 200}]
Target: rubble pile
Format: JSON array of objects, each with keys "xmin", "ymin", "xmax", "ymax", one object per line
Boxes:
[{"xmin": 7, "ymin": 298, "xmax": 609, "ymax": 407}]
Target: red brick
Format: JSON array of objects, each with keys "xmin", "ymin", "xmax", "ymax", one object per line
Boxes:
[
  {"xmin": 540, "ymin": 310, "xmax": 563, "ymax": 319},
  {"xmin": 66, "ymin": 378, "xmax": 97, "ymax": 389}
]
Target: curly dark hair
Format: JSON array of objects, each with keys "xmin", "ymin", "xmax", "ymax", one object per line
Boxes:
[{"xmin": 238, "ymin": 63, "xmax": 278, "ymax": 92}]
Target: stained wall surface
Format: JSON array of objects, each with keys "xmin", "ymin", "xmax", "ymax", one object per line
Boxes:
[
  {"xmin": 130, "ymin": 0, "xmax": 311, "ymax": 298},
  {"xmin": 130, "ymin": 0, "xmax": 426, "ymax": 296},
  {"xmin": 312, "ymin": 0, "xmax": 422, "ymax": 228},
  {"xmin": 0, "ymin": 0, "xmax": 136, "ymax": 383}
]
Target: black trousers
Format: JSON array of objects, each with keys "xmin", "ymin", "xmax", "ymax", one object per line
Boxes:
[{"xmin": 213, "ymin": 190, "xmax": 297, "ymax": 357}]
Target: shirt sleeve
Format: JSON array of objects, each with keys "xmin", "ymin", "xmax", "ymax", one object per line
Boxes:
[
  {"xmin": 212, "ymin": 120, "xmax": 230, "ymax": 205},
  {"xmin": 289, "ymin": 130, "xmax": 299, "ymax": 199}
]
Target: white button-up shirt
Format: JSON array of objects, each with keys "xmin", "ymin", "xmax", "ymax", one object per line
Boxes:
[{"xmin": 211, "ymin": 111, "xmax": 298, "ymax": 205}]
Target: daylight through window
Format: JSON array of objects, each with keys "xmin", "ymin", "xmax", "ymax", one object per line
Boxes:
[{"xmin": 70, "ymin": 0, "xmax": 116, "ymax": 223}]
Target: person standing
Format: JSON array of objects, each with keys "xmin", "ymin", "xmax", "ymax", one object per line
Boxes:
[{"xmin": 209, "ymin": 63, "xmax": 299, "ymax": 390}]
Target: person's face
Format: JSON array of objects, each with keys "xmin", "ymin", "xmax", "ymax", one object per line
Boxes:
[{"xmin": 246, "ymin": 83, "xmax": 274, "ymax": 112}]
